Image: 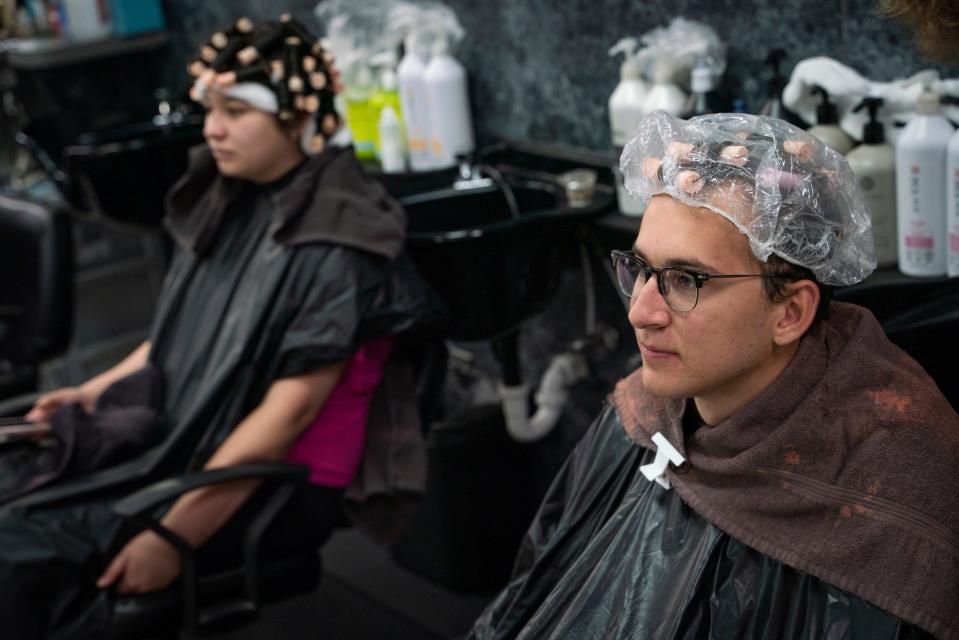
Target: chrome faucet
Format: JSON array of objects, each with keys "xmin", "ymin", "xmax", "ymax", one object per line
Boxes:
[
  {"xmin": 451, "ymin": 153, "xmax": 521, "ymax": 219},
  {"xmin": 453, "ymin": 153, "xmax": 493, "ymax": 190},
  {"xmin": 457, "ymin": 154, "xmax": 474, "ymax": 181}
]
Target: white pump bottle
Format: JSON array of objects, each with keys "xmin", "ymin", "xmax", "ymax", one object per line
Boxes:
[
  {"xmin": 642, "ymin": 57, "xmax": 687, "ymax": 118},
  {"xmin": 896, "ymin": 83, "xmax": 953, "ymax": 276},
  {"xmin": 946, "ymin": 106, "xmax": 959, "ymax": 276},
  {"xmin": 398, "ymin": 32, "xmax": 434, "ymax": 171},
  {"xmin": 847, "ymin": 97, "xmax": 897, "ymax": 267},
  {"xmin": 423, "ymin": 32, "xmax": 474, "ymax": 169},
  {"xmin": 608, "ymin": 37, "xmax": 649, "ymax": 216}
]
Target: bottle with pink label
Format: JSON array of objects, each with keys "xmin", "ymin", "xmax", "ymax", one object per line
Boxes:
[
  {"xmin": 896, "ymin": 84, "xmax": 953, "ymax": 277},
  {"xmin": 946, "ymin": 125, "xmax": 959, "ymax": 277}
]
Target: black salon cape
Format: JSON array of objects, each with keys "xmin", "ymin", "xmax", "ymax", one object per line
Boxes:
[
  {"xmin": 0, "ymin": 146, "xmax": 440, "ymax": 639},
  {"xmin": 469, "ymin": 405, "xmax": 934, "ymax": 640}
]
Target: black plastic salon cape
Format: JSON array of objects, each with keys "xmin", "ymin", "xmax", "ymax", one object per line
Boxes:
[
  {"xmin": 469, "ymin": 406, "xmax": 934, "ymax": 640},
  {"xmin": 0, "ymin": 148, "xmax": 441, "ymax": 639}
]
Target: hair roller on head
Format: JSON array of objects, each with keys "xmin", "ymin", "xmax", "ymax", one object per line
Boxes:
[
  {"xmin": 187, "ymin": 59, "xmax": 208, "ymax": 78},
  {"xmin": 200, "ymin": 45, "xmax": 217, "ymax": 63},
  {"xmin": 237, "ymin": 24, "xmax": 285, "ymax": 66},
  {"xmin": 720, "ymin": 144, "xmax": 748, "ymax": 167},
  {"xmin": 211, "ymin": 37, "xmax": 247, "ymax": 72},
  {"xmin": 279, "ymin": 14, "xmax": 316, "ymax": 47},
  {"xmin": 783, "ymin": 140, "xmax": 814, "ymax": 163},
  {"xmin": 189, "ymin": 68, "xmax": 216, "ymax": 102},
  {"xmin": 620, "ymin": 110, "xmax": 876, "ymax": 286},
  {"xmin": 274, "ymin": 77, "xmax": 295, "ymax": 121},
  {"xmin": 234, "ymin": 16, "xmax": 254, "ymax": 34},
  {"xmin": 215, "ymin": 63, "xmax": 270, "ymax": 88},
  {"xmin": 210, "ymin": 30, "xmax": 229, "ymax": 49},
  {"xmin": 309, "ymin": 72, "xmax": 328, "ymax": 90},
  {"xmin": 284, "ymin": 36, "xmax": 305, "ymax": 94},
  {"xmin": 641, "ymin": 157, "xmax": 663, "ymax": 181}
]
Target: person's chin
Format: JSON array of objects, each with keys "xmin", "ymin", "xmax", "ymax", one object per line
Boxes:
[
  {"xmin": 641, "ymin": 367, "xmax": 690, "ymax": 399},
  {"xmin": 214, "ymin": 162, "xmax": 252, "ymax": 180},
  {"xmin": 213, "ymin": 158, "xmax": 235, "ymax": 173}
]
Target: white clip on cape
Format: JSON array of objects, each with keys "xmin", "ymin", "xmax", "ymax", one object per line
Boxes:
[{"xmin": 639, "ymin": 431, "xmax": 686, "ymax": 489}]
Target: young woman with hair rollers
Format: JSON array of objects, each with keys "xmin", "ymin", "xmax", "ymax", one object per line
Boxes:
[{"xmin": 4, "ymin": 15, "xmax": 439, "ymax": 638}]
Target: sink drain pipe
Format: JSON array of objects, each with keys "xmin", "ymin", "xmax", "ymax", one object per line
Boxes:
[
  {"xmin": 499, "ymin": 350, "xmax": 588, "ymax": 443},
  {"xmin": 497, "ymin": 240, "xmax": 612, "ymax": 443}
]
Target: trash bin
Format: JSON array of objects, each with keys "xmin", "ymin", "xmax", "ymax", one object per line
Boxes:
[{"xmin": 391, "ymin": 402, "xmax": 562, "ymax": 593}]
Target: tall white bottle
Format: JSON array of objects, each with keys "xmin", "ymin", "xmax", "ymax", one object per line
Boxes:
[
  {"xmin": 642, "ymin": 57, "xmax": 687, "ymax": 118},
  {"xmin": 896, "ymin": 87, "xmax": 953, "ymax": 276},
  {"xmin": 947, "ymin": 128, "xmax": 959, "ymax": 277},
  {"xmin": 423, "ymin": 33, "xmax": 474, "ymax": 169},
  {"xmin": 398, "ymin": 32, "xmax": 434, "ymax": 171},
  {"xmin": 847, "ymin": 97, "xmax": 897, "ymax": 268},
  {"xmin": 608, "ymin": 37, "xmax": 649, "ymax": 216}
]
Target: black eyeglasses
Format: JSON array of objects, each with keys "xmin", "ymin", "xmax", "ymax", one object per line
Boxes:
[{"xmin": 610, "ymin": 250, "xmax": 773, "ymax": 312}]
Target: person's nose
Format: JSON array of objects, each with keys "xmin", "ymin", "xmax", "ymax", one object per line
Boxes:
[
  {"xmin": 627, "ymin": 274, "xmax": 671, "ymax": 329},
  {"xmin": 203, "ymin": 110, "xmax": 225, "ymax": 141}
]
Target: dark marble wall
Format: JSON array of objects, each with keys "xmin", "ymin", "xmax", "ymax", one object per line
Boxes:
[{"xmin": 162, "ymin": 0, "xmax": 959, "ymax": 150}]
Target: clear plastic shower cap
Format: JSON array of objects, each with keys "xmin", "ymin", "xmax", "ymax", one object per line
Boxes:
[{"xmin": 621, "ymin": 110, "xmax": 876, "ymax": 285}]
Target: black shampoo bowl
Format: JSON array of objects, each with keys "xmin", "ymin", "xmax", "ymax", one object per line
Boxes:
[
  {"xmin": 402, "ymin": 168, "xmax": 613, "ymax": 340},
  {"xmin": 60, "ymin": 116, "xmax": 205, "ymax": 228}
]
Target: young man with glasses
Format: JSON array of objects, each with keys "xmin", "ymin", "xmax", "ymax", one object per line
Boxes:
[{"xmin": 469, "ymin": 112, "xmax": 959, "ymax": 640}]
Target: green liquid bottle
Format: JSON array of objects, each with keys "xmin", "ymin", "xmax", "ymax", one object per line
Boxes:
[{"xmin": 344, "ymin": 65, "xmax": 378, "ymax": 161}]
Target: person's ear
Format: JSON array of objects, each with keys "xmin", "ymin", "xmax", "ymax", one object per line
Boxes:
[{"xmin": 772, "ymin": 279, "xmax": 819, "ymax": 346}]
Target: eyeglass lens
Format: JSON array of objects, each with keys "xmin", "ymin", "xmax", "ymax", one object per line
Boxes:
[{"xmin": 614, "ymin": 255, "xmax": 699, "ymax": 312}]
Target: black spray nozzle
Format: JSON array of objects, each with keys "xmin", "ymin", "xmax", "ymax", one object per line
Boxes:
[
  {"xmin": 812, "ymin": 85, "xmax": 839, "ymax": 125},
  {"xmin": 765, "ymin": 49, "xmax": 788, "ymax": 92},
  {"xmin": 765, "ymin": 49, "xmax": 787, "ymax": 74},
  {"xmin": 852, "ymin": 96, "xmax": 885, "ymax": 144}
]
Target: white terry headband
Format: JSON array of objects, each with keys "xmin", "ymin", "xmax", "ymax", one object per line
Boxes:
[
  {"xmin": 222, "ymin": 82, "xmax": 279, "ymax": 113},
  {"xmin": 192, "ymin": 78, "xmax": 280, "ymax": 113}
]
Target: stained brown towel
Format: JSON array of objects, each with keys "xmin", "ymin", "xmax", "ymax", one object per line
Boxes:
[{"xmin": 613, "ymin": 302, "xmax": 959, "ymax": 640}]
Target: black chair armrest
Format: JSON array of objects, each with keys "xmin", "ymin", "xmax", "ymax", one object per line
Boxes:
[
  {"xmin": 110, "ymin": 462, "xmax": 312, "ymax": 635},
  {"xmin": 112, "ymin": 462, "xmax": 310, "ymax": 518},
  {"xmin": 0, "ymin": 391, "xmax": 40, "ymax": 418}
]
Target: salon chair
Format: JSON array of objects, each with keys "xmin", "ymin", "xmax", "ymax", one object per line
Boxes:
[
  {"xmin": 104, "ymin": 336, "xmax": 449, "ymax": 639},
  {"xmin": 834, "ymin": 276, "xmax": 959, "ymax": 410},
  {"xmin": 878, "ymin": 291, "xmax": 959, "ymax": 410},
  {"xmin": 0, "ymin": 193, "xmax": 73, "ymax": 401}
]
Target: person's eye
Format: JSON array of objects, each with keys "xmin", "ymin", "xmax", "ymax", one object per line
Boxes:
[{"xmin": 672, "ymin": 270, "xmax": 698, "ymax": 291}]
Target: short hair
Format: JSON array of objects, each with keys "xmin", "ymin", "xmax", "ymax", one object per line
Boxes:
[{"xmin": 759, "ymin": 254, "xmax": 834, "ymax": 328}]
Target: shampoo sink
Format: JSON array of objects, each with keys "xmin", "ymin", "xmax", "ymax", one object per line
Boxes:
[
  {"xmin": 60, "ymin": 115, "xmax": 205, "ymax": 228},
  {"xmin": 400, "ymin": 165, "xmax": 613, "ymax": 340}
]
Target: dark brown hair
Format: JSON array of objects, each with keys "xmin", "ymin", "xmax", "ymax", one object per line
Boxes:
[
  {"xmin": 881, "ymin": 0, "xmax": 959, "ymax": 62},
  {"xmin": 759, "ymin": 254, "xmax": 834, "ymax": 327}
]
